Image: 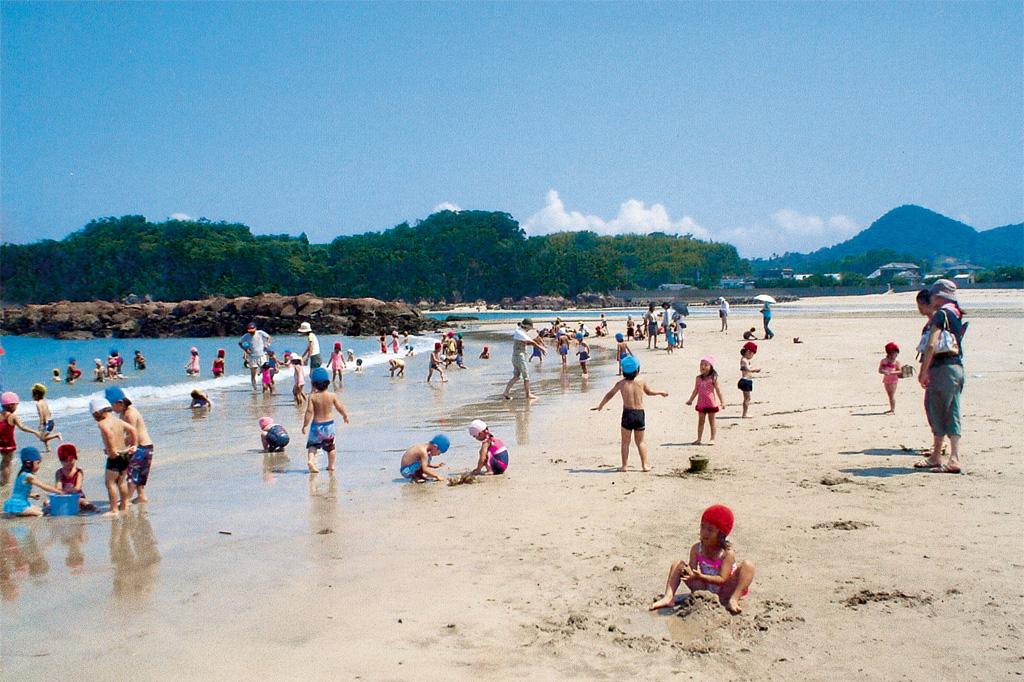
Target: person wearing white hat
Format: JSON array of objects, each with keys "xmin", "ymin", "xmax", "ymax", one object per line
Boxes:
[
  {"xmin": 91, "ymin": 396, "xmax": 138, "ymax": 515},
  {"xmin": 718, "ymin": 297, "xmax": 729, "ymax": 332},
  {"xmin": 502, "ymin": 319, "xmax": 546, "ymax": 401},
  {"xmin": 468, "ymin": 419, "xmax": 510, "ymax": 475},
  {"xmin": 298, "ymin": 321, "xmax": 322, "ymax": 369}
]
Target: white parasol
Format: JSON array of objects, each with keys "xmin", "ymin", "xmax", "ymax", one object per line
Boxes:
[{"xmin": 753, "ymin": 294, "xmax": 777, "ymax": 304}]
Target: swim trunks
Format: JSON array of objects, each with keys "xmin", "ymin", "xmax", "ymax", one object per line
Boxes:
[
  {"xmin": 44, "ymin": 420, "xmax": 55, "ymax": 432},
  {"xmin": 737, "ymin": 378, "xmax": 753, "ymax": 392},
  {"xmin": 621, "ymin": 408, "xmax": 646, "ymax": 431},
  {"xmin": 128, "ymin": 444, "xmax": 154, "ymax": 486},
  {"xmin": 306, "ymin": 420, "xmax": 336, "ymax": 452},
  {"xmin": 578, "ymin": 352, "xmax": 590, "ymax": 362},
  {"xmin": 105, "ymin": 451, "xmax": 131, "ymax": 474},
  {"xmin": 400, "ymin": 460, "xmax": 422, "ymax": 479}
]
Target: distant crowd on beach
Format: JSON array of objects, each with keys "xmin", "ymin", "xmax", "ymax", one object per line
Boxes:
[{"xmin": 3, "ymin": 279, "xmax": 968, "ymax": 615}]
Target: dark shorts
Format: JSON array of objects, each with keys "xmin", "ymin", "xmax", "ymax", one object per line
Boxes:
[
  {"xmin": 621, "ymin": 408, "xmax": 646, "ymax": 431},
  {"xmin": 128, "ymin": 445, "xmax": 154, "ymax": 486},
  {"xmin": 105, "ymin": 453, "xmax": 130, "ymax": 474},
  {"xmin": 309, "ymin": 354, "xmax": 322, "ymax": 368},
  {"xmin": 44, "ymin": 420, "xmax": 55, "ymax": 432},
  {"xmin": 648, "ymin": 322, "xmax": 658, "ymax": 334},
  {"xmin": 737, "ymin": 378, "xmax": 753, "ymax": 392}
]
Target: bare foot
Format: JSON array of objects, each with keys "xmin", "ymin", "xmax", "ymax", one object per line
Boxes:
[
  {"xmin": 528, "ymin": 394, "xmax": 539, "ymax": 401},
  {"xmin": 691, "ymin": 439, "xmax": 701, "ymax": 445},
  {"xmin": 726, "ymin": 596, "xmax": 743, "ymax": 614},
  {"xmin": 325, "ymin": 465, "xmax": 335, "ymax": 471},
  {"xmin": 502, "ymin": 394, "xmax": 511, "ymax": 400},
  {"xmin": 619, "ymin": 466, "xmax": 628, "ymax": 472},
  {"xmin": 307, "ymin": 461, "xmax": 320, "ymax": 474},
  {"xmin": 642, "ymin": 466, "xmax": 651, "ymax": 472},
  {"xmin": 102, "ymin": 510, "xmax": 119, "ymax": 518},
  {"xmin": 649, "ymin": 595, "xmax": 675, "ymax": 611},
  {"xmin": 707, "ymin": 441, "xmax": 715, "ymax": 446}
]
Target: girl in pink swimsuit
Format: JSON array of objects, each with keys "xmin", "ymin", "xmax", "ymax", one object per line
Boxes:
[
  {"xmin": 649, "ymin": 504, "xmax": 756, "ymax": 614},
  {"xmin": 685, "ymin": 356, "xmax": 725, "ymax": 445},
  {"xmin": 878, "ymin": 342, "xmax": 902, "ymax": 414}
]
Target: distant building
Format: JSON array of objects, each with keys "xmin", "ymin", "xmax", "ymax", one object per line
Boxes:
[
  {"xmin": 943, "ymin": 262, "xmax": 984, "ymax": 284},
  {"xmin": 657, "ymin": 283, "xmax": 694, "ymax": 291},
  {"xmin": 718, "ymin": 276, "xmax": 755, "ymax": 289},
  {"xmin": 758, "ymin": 267, "xmax": 794, "ymax": 280},
  {"xmin": 867, "ymin": 262, "xmax": 921, "ymax": 284}
]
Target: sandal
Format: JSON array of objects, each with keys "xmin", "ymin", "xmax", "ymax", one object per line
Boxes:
[
  {"xmin": 913, "ymin": 459, "xmax": 941, "ymax": 469},
  {"xmin": 931, "ymin": 464, "xmax": 963, "ymax": 474}
]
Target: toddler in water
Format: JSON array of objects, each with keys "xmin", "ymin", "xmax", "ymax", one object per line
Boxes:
[
  {"xmin": 576, "ymin": 333, "xmax": 591, "ymax": 377},
  {"xmin": 66, "ymin": 357, "xmax": 82, "ymax": 384},
  {"xmin": 557, "ymin": 332, "xmax": 571, "ymax": 368},
  {"xmin": 1, "ymin": 391, "xmax": 60, "ymax": 486},
  {"xmin": 399, "ymin": 435, "xmax": 449, "ymax": 482},
  {"xmin": 212, "ymin": 349, "xmax": 226, "ymax": 377},
  {"xmin": 591, "ymin": 356, "xmax": 668, "ymax": 472},
  {"xmin": 258, "ymin": 417, "xmax": 290, "ymax": 453},
  {"xmin": 479, "ymin": 346, "xmax": 490, "ymax": 359},
  {"xmin": 388, "ymin": 358, "xmax": 405, "ymax": 377},
  {"xmin": 686, "ymin": 356, "xmax": 725, "ymax": 445},
  {"xmin": 93, "ymin": 358, "xmax": 106, "ymax": 382},
  {"xmin": 878, "ymin": 342, "xmax": 902, "ymax": 414},
  {"xmin": 134, "ymin": 350, "xmax": 146, "ymax": 370},
  {"xmin": 185, "ymin": 347, "xmax": 200, "ymax": 376},
  {"xmin": 347, "ymin": 349, "xmax": 356, "ymax": 365},
  {"xmin": 427, "ymin": 342, "xmax": 447, "ymax": 383},
  {"xmin": 260, "ymin": 362, "xmax": 275, "ymax": 394},
  {"xmin": 52, "ymin": 368, "xmax": 62, "ymax": 383},
  {"xmin": 2, "ymin": 448, "xmax": 62, "ymax": 517},
  {"xmin": 53, "ymin": 444, "xmax": 97, "ymax": 512},
  {"xmin": 31, "ymin": 384, "xmax": 57, "ymax": 453},
  {"xmin": 189, "ymin": 389, "xmax": 212, "ymax": 408},
  {"xmin": 650, "ymin": 504, "xmax": 756, "ymax": 615},
  {"xmin": 329, "ymin": 342, "xmax": 347, "ymax": 385},
  {"xmin": 291, "ymin": 357, "xmax": 306, "ymax": 405},
  {"xmin": 301, "ymin": 367, "xmax": 350, "ymax": 473},
  {"xmin": 468, "ymin": 420, "xmax": 509, "ymax": 475},
  {"xmin": 738, "ymin": 342, "xmax": 760, "ymax": 418}
]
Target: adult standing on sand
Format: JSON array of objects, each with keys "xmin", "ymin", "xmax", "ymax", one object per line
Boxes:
[
  {"xmin": 916, "ymin": 279, "xmax": 967, "ymax": 474},
  {"xmin": 239, "ymin": 321, "xmax": 271, "ymax": 389},
  {"xmin": 503, "ymin": 318, "xmax": 546, "ymax": 401},
  {"xmin": 644, "ymin": 303, "xmax": 658, "ymax": 349},
  {"xmin": 718, "ymin": 297, "xmax": 729, "ymax": 332},
  {"xmin": 298, "ymin": 322, "xmax": 322, "ymax": 369},
  {"xmin": 760, "ymin": 302, "xmax": 774, "ymax": 339}
]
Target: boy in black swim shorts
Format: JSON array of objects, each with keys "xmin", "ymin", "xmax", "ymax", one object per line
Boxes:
[{"xmin": 591, "ymin": 356, "xmax": 668, "ymax": 472}]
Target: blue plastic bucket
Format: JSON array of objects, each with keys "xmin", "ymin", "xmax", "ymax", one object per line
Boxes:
[{"xmin": 49, "ymin": 493, "xmax": 80, "ymax": 516}]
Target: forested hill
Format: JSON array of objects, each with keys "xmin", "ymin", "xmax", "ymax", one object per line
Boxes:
[
  {"xmin": 0, "ymin": 211, "xmax": 747, "ymax": 304},
  {"xmin": 754, "ymin": 205, "xmax": 1024, "ymax": 271}
]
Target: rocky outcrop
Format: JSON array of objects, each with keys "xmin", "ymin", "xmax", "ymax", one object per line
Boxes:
[
  {"xmin": 494, "ymin": 293, "xmax": 627, "ymax": 310},
  {"xmin": 1, "ymin": 293, "xmax": 442, "ymax": 339}
]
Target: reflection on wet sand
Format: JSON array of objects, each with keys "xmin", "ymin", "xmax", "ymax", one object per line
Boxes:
[
  {"xmin": 262, "ymin": 453, "xmax": 291, "ymax": 484},
  {"xmin": 1, "ymin": 524, "xmax": 51, "ymax": 601},
  {"xmin": 52, "ymin": 521, "xmax": 87, "ymax": 574},
  {"xmin": 109, "ymin": 511, "xmax": 160, "ymax": 601}
]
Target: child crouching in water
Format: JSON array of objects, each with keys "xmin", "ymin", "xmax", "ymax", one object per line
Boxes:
[
  {"xmin": 53, "ymin": 444, "xmax": 97, "ymax": 512},
  {"xmin": 591, "ymin": 356, "xmax": 668, "ymax": 472},
  {"xmin": 686, "ymin": 356, "xmax": 725, "ymax": 445},
  {"xmin": 468, "ymin": 420, "xmax": 509, "ymax": 475},
  {"xmin": 650, "ymin": 504, "xmax": 755, "ymax": 614},
  {"xmin": 399, "ymin": 435, "xmax": 449, "ymax": 482},
  {"xmin": 879, "ymin": 342, "xmax": 902, "ymax": 414},
  {"xmin": 2, "ymin": 447, "xmax": 63, "ymax": 516},
  {"xmin": 301, "ymin": 367, "xmax": 350, "ymax": 473},
  {"xmin": 258, "ymin": 417, "xmax": 290, "ymax": 452}
]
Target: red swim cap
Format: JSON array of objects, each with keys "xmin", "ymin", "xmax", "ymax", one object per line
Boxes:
[
  {"xmin": 701, "ymin": 504, "xmax": 734, "ymax": 536},
  {"xmin": 884, "ymin": 342, "xmax": 899, "ymax": 353},
  {"xmin": 57, "ymin": 443, "xmax": 78, "ymax": 461},
  {"xmin": 742, "ymin": 341, "xmax": 758, "ymax": 353}
]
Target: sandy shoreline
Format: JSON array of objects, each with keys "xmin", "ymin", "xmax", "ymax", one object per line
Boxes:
[{"xmin": 2, "ymin": 289, "xmax": 1022, "ymax": 679}]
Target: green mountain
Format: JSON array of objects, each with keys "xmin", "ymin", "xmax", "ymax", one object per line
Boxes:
[
  {"xmin": 754, "ymin": 205, "xmax": 1023, "ymax": 272},
  {"xmin": 0, "ymin": 211, "xmax": 747, "ymax": 304}
]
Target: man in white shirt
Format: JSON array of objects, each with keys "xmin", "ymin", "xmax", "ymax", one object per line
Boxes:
[
  {"xmin": 299, "ymin": 321, "xmax": 322, "ymax": 368},
  {"xmin": 503, "ymin": 318, "xmax": 546, "ymax": 401},
  {"xmin": 719, "ymin": 297, "xmax": 730, "ymax": 332},
  {"xmin": 239, "ymin": 322, "xmax": 271, "ymax": 389}
]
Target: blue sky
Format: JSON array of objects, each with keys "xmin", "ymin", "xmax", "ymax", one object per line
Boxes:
[{"xmin": 2, "ymin": 1, "xmax": 1021, "ymax": 257}]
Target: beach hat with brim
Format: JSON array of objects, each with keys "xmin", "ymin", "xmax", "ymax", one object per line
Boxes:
[
  {"xmin": 520, "ymin": 318, "xmax": 534, "ymax": 329},
  {"xmin": 297, "ymin": 322, "xmax": 313, "ymax": 333},
  {"xmin": 929, "ymin": 278, "xmax": 958, "ymax": 301}
]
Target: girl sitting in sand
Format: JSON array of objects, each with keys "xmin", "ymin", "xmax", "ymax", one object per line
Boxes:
[
  {"xmin": 686, "ymin": 356, "xmax": 725, "ymax": 445},
  {"xmin": 468, "ymin": 420, "xmax": 509, "ymax": 475},
  {"xmin": 878, "ymin": 342, "xmax": 902, "ymax": 414},
  {"xmin": 3, "ymin": 447, "xmax": 63, "ymax": 517},
  {"xmin": 649, "ymin": 504, "xmax": 755, "ymax": 614}
]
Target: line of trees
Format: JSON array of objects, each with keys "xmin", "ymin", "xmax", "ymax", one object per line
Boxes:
[{"xmin": 1, "ymin": 211, "xmax": 749, "ymax": 304}]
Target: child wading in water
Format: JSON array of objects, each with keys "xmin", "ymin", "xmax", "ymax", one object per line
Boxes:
[
  {"xmin": 399, "ymin": 435, "xmax": 449, "ymax": 482},
  {"xmin": 31, "ymin": 384, "xmax": 57, "ymax": 453},
  {"xmin": 879, "ymin": 342, "xmax": 902, "ymax": 414},
  {"xmin": 3, "ymin": 447, "xmax": 63, "ymax": 517},
  {"xmin": 591, "ymin": 356, "xmax": 668, "ymax": 472},
  {"xmin": 650, "ymin": 504, "xmax": 756, "ymax": 614},
  {"xmin": 302, "ymin": 367, "xmax": 350, "ymax": 473},
  {"xmin": 738, "ymin": 342, "xmax": 760, "ymax": 418},
  {"xmin": 468, "ymin": 420, "xmax": 509, "ymax": 475},
  {"xmin": 686, "ymin": 356, "xmax": 725, "ymax": 445},
  {"xmin": 1, "ymin": 391, "xmax": 60, "ymax": 486},
  {"xmin": 291, "ymin": 356, "xmax": 306, "ymax": 405},
  {"xmin": 258, "ymin": 417, "xmax": 290, "ymax": 452},
  {"xmin": 427, "ymin": 342, "xmax": 447, "ymax": 383},
  {"xmin": 212, "ymin": 349, "xmax": 226, "ymax": 378},
  {"xmin": 329, "ymin": 342, "xmax": 346, "ymax": 386},
  {"xmin": 185, "ymin": 347, "xmax": 200, "ymax": 376},
  {"xmin": 576, "ymin": 333, "xmax": 590, "ymax": 377}
]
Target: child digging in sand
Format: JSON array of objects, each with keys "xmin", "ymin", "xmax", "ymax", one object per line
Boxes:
[
  {"xmin": 398, "ymin": 435, "xmax": 449, "ymax": 482},
  {"xmin": 258, "ymin": 417, "xmax": 290, "ymax": 452},
  {"xmin": 686, "ymin": 356, "xmax": 725, "ymax": 445},
  {"xmin": 301, "ymin": 367, "xmax": 350, "ymax": 473},
  {"xmin": 468, "ymin": 420, "xmax": 509, "ymax": 475},
  {"xmin": 878, "ymin": 342, "xmax": 902, "ymax": 414},
  {"xmin": 53, "ymin": 444, "xmax": 98, "ymax": 512},
  {"xmin": 3, "ymin": 447, "xmax": 63, "ymax": 517},
  {"xmin": 649, "ymin": 504, "xmax": 755, "ymax": 614},
  {"xmin": 591, "ymin": 356, "xmax": 668, "ymax": 472}
]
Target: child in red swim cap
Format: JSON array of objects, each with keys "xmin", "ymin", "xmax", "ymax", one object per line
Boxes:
[
  {"xmin": 878, "ymin": 342, "xmax": 902, "ymax": 414},
  {"xmin": 649, "ymin": 504, "xmax": 756, "ymax": 614}
]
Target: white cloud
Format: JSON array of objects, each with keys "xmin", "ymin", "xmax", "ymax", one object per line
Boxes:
[
  {"xmin": 717, "ymin": 209, "xmax": 860, "ymax": 258},
  {"xmin": 169, "ymin": 212, "xmax": 194, "ymax": 221},
  {"xmin": 432, "ymin": 202, "xmax": 462, "ymax": 213},
  {"xmin": 523, "ymin": 190, "xmax": 709, "ymax": 239}
]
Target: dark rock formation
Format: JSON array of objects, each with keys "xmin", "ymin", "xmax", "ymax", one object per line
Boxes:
[{"xmin": 1, "ymin": 293, "xmax": 442, "ymax": 339}]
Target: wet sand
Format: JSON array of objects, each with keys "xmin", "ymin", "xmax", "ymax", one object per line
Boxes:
[{"xmin": 2, "ymin": 289, "xmax": 1022, "ymax": 679}]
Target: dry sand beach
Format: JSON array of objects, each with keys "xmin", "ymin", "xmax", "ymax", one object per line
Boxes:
[{"xmin": 3, "ymin": 289, "xmax": 1022, "ymax": 680}]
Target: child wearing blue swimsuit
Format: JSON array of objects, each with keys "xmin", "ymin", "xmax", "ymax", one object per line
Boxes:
[{"xmin": 3, "ymin": 448, "xmax": 61, "ymax": 517}]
